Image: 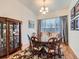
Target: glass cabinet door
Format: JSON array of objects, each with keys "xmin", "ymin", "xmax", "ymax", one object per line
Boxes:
[
  {"xmin": 13, "ymin": 23, "xmax": 20, "ymax": 48},
  {"xmin": 9, "ymin": 24, "xmax": 14, "ymax": 51},
  {"xmin": 9, "ymin": 23, "xmax": 20, "ymax": 52},
  {"xmin": 0, "ymin": 23, "xmax": 7, "ymax": 57}
]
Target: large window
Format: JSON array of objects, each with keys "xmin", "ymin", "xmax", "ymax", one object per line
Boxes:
[{"xmin": 41, "ymin": 17, "xmax": 62, "ymax": 33}]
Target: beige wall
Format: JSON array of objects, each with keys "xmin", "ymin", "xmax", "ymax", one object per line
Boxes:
[
  {"xmin": 68, "ymin": 0, "xmax": 79, "ymax": 58},
  {"xmin": 0, "ymin": 0, "xmax": 37, "ymax": 49}
]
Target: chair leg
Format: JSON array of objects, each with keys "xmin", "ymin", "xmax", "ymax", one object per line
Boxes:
[
  {"xmin": 38, "ymin": 55, "xmax": 39, "ymax": 59},
  {"xmin": 32, "ymin": 55, "xmax": 34, "ymax": 59},
  {"xmin": 53, "ymin": 56, "xmax": 55, "ymax": 59}
]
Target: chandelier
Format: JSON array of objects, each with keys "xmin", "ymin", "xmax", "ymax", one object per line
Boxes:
[{"xmin": 40, "ymin": 0, "xmax": 48, "ymax": 14}]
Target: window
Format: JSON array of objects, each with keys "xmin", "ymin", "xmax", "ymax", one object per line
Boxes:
[{"xmin": 41, "ymin": 17, "xmax": 62, "ymax": 33}]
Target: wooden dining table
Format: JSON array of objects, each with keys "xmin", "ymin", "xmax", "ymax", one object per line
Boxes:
[{"xmin": 32, "ymin": 37, "xmax": 61, "ymax": 46}]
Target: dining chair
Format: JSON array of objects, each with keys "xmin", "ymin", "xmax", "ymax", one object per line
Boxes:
[
  {"xmin": 31, "ymin": 36, "xmax": 40, "ymax": 59},
  {"xmin": 27, "ymin": 34, "xmax": 32, "ymax": 51},
  {"xmin": 57, "ymin": 39, "xmax": 64, "ymax": 58},
  {"xmin": 52, "ymin": 37, "xmax": 64, "ymax": 59},
  {"xmin": 47, "ymin": 38, "xmax": 58, "ymax": 59}
]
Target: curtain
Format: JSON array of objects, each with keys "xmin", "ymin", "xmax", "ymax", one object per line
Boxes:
[
  {"xmin": 37, "ymin": 20, "xmax": 41, "ymax": 40},
  {"xmin": 61, "ymin": 16, "xmax": 68, "ymax": 45}
]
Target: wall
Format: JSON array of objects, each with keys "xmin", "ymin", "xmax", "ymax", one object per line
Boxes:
[
  {"xmin": 68, "ymin": 0, "xmax": 79, "ymax": 58},
  {"xmin": 0, "ymin": 0, "xmax": 37, "ymax": 49}
]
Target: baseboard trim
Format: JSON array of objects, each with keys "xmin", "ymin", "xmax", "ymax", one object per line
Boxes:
[{"xmin": 69, "ymin": 45, "xmax": 79, "ymax": 59}]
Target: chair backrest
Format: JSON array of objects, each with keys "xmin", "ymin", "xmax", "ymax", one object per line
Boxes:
[
  {"xmin": 48, "ymin": 38, "xmax": 54, "ymax": 42},
  {"xmin": 48, "ymin": 37, "xmax": 57, "ymax": 42},
  {"xmin": 27, "ymin": 34, "xmax": 31, "ymax": 41},
  {"xmin": 48, "ymin": 38, "xmax": 58, "ymax": 50}
]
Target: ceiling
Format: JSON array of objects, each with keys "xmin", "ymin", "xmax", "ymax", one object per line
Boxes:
[{"xmin": 18, "ymin": 0, "xmax": 71, "ymax": 16}]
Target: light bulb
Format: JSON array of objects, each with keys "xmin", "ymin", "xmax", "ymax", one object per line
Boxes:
[
  {"xmin": 42, "ymin": 11, "xmax": 46, "ymax": 14},
  {"xmin": 40, "ymin": 9, "xmax": 42, "ymax": 12},
  {"xmin": 41, "ymin": 7, "xmax": 44, "ymax": 10},
  {"xmin": 45, "ymin": 7, "xmax": 48, "ymax": 12},
  {"xmin": 45, "ymin": 7, "xmax": 48, "ymax": 11}
]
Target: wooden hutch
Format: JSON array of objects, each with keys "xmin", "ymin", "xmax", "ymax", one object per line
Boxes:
[{"xmin": 0, "ymin": 17, "xmax": 22, "ymax": 57}]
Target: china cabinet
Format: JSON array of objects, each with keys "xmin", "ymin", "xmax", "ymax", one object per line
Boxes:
[{"xmin": 0, "ymin": 17, "xmax": 22, "ymax": 57}]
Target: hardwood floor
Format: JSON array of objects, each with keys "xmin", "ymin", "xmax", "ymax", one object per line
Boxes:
[
  {"xmin": 63, "ymin": 44, "xmax": 78, "ymax": 59},
  {"xmin": 1, "ymin": 44, "xmax": 78, "ymax": 59}
]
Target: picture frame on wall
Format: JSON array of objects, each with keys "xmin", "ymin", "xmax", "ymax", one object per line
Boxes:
[
  {"xmin": 28, "ymin": 20, "xmax": 34, "ymax": 29},
  {"xmin": 75, "ymin": 17, "xmax": 79, "ymax": 30},
  {"xmin": 71, "ymin": 7, "xmax": 75, "ymax": 19},
  {"xmin": 71, "ymin": 20, "xmax": 75, "ymax": 30},
  {"xmin": 75, "ymin": 1, "xmax": 79, "ymax": 16}
]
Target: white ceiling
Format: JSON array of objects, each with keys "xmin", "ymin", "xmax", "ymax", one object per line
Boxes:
[{"xmin": 18, "ymin": 0, "xmax": 71, "ymax": 16}]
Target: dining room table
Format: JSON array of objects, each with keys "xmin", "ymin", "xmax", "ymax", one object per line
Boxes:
[{"xmin": 32, "ymin": 37, "xmax": 62, "ymax": 54}]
